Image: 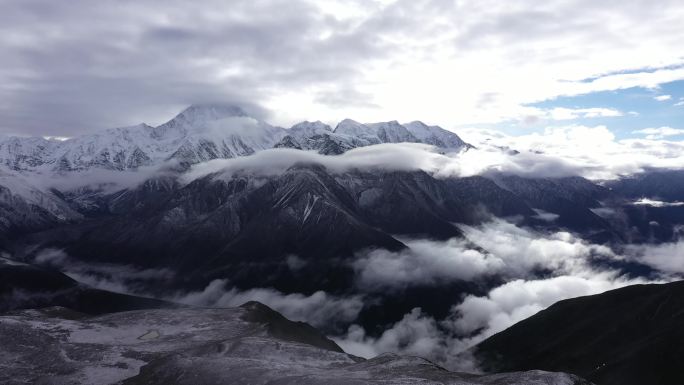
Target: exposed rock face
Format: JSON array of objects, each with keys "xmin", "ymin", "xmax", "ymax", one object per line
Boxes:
[{"xmin": 0, "ymin": 302, "xmax": 591, "ymax": 385}]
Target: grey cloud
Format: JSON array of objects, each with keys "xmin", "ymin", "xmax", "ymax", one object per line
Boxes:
[
  {"xmin": 532, "ymin": 208, "xmax": 560, "ymax": 222},
  {"xmin": 0, "ymin": 0, "xmax": 391, "ymax": 136},
  {"xmin": 172, "ymin": 279, "xmax": 364, "ymax": 330},
  {"xmin": 626, "ymin": 239, "xmax": 684, "ymax": 275},
  {"xmin": 32, "ymin": 247, "xmax": 175, "ymax": 294},
  {"xmin": 4, "ymin": 0, "xmax": 684, "ymax": 136},
  {"xmin": 337, "ymin": 215, "xmax": 681, "ymax": 369},
  {"xmin": 181, "ymin": 143, "xmax": 588, "ymax": 185},
  {"xmin": 352, "ymin": 219, "xmax": 619, "ymax": 291},
  {"xmin": 29, "ymin": 246, "xmax": 364, "ymax": 330},
  {"xmin": 336, "ymin": 273, "xmax": 655, "ymax": 372},
  {"xmin": 353, "ymin": 238, "xmax": 502, "ymax": 291}
]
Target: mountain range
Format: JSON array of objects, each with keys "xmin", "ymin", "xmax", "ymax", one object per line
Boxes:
[
  {"xmin": 1, "ymin": 104, "xmax": 681, "ymax": 318},
  {"xmin": 0, "ymin": 104, "xmax": 469, "ymax": 173},
  {"xmin": 1, "ymin": 104, "xmax": 683, "ymax": 385}
]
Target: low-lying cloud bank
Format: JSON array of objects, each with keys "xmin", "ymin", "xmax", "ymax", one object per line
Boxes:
[
  {"xmin": 33, "ymin": 248, "xmax": 175, "ymax": 294},
  {"xmin": 461, "ymin": 124, "xmax": 684, "ymax": 180},
  {"xmin": 354, "ymin": 220, "xmax": 617, "ymax": 291},
  {"xmin": 179, "ymin": 124, "xmax": 684, "ymax": 186},
  {"xmin": 335, "ymin": 272, "xmax": 652, "ymax": 372},
  {"xmin": 171, "ymin": 279, "xmax": 364, "ymax": 330},
  {"xmin": 4, "ymin": 123, "xmax": 684, "ymax": 204},
  {"xmin": 337, "ymin": 219, "xmax": 682, "ymax": 370},
  {"xmin": 21, "ymin": 219, "xmax": 684, "ymax": 372},
  {"xmin": 181, "ymin": 142, "xmax": 590, "ymax": 184},
  {"xmin": 633, "ymin": 198, "xmax": 684, "ymax": 207},
  {"xmin": 28, "ymin": 248, "xmax": 364, "ymax": 331},
  {"xmin": 626, "ymin": 241, "xmax": 684, "ymax": 275}
]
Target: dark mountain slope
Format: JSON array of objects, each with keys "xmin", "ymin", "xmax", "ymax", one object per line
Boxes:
[
  {"xmin": 472, "ymin": 280, "xmax": 684, "ymax": 385},
  {"xmin": 606, "ymin": 170, "xmax": 684, "ymax": 201},
  {"xmin": 490, "ymin": 174, "xmax": 622, "ymax": 241},
  {"xmin": 337, "ymin": 172, "xmax": 535, "ymax": 239},
  {"xmin": 14, "ymin": 167, "xmax": 538, "ymax": 294},
  {"xmin": 0, "ymin": 258, "xmax": 175, "ymax": 314}
]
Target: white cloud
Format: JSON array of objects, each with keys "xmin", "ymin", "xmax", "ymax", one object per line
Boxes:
[
  {"xmin": 337, "ymin": 218, "xmax": 680, "ymax": 370},
  {"xmin": 182, "ymin": 143, "xmax": 446, "ymax": 182},
  {"xmin": 3, "ymin": 0, "xmax": 684, "ymax": 134},
  {"xmin": 335, "ymin": 308, "xmax": 461, "ymax": 367},
  {"xmin": 654, "ymin": 95, "xmax": 672, "ymax": 101},
  {"xmin": 546, "ymin": 107, "xmax": 623, "ymax": 120},
  {"xmin": 353, "ymin": 238, "xmax": 503, "ymax": 290},
  {"xmin": 336, "ymin": 273, "xmax": 654, "ymax": 371},
  {"xmin": 532, "ymin": 208, "xmax": 560, "ymax": 222},
  {"xmin": 633, "ymin": 198, "xmax": 684, "ymax": 207},
  {"xmin": 173, "ymin": 279, "xmax": 364, "ymax": 329},
  {"xmin": 353, "ymin": 220, "xmax": 617, "ymax": 291},
  {"xmin": 626, "ymin": 239, "xmax": 684, "ymax": 275},
  {"xmin": 449, "ymin": 274, "xmax": 649, "ymax": 342},
  {"xmin": 633, "ymin": 126, "xmax": 684, "ymax": 139},
  {"xmin": 179, "ymin": 126, "xmax": 684, "ymax": 185},
  {"xmin": 19, "ymin": 160, "xmax": 181, "ymax": 194},
  {"xmin": 32, "ymin": 247, "xmax": 175, "ymax": 294},
  {"xmin": 461, "ymin": 124, "xmax": 684, "ymax": 180}
]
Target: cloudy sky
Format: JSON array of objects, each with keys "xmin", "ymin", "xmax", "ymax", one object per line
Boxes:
[{"xmin": 1, "ymin": 0, "xmax": 684, "ymax": 138}]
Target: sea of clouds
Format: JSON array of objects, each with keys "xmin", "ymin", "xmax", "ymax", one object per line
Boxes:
[{"xmin": 5, "ymin": 122, "xmax": 684, "ymax": 372}]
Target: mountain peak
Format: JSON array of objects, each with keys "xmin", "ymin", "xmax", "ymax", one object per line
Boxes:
[
  {"xmin": 334, "ymin": 119, "xmax": 369, "ymax": 135},
  {"xmin": 365, "ymin": 121, "xmax": 418, "ymax": 143},
  {"xmin": 178, "ymin": 104, "xmax": 249, "ymax": 122},
  {"xmin": 289, "ymin": 121, "xmax": 332, "ymax": 136},
  {"xmin": 406, "ymin": 120, "xmax": 429, "ymax": 128},
  {"xmin": 152, "ymin": 104, "xmax": 251, "ymax": 140},
  {"xmin": 403, "ymin": 121, "xmax": 468, "ymax": 149}
]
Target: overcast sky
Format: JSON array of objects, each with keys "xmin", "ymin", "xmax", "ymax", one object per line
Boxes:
[{"xmin": 1, "ymin": 0, "xmax": 684, "ymax": 137}]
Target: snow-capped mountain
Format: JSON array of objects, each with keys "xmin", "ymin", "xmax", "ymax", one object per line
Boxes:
[
  {"xmin": 0, "ymin": 104, "xmax": 477, "ymax": 242},
  {"xmin": 364, "ymin": 120, "xmax": 419, "ymax": 143},
  {"xmin": 274, "ymin": 120, "xmax": 377, "ymax": 155},
  {"xmin": 0, "ymin": 105, "xmax": 470, "ymax": 173},
  {"xmin": 0, "ymin": 168, "xmax": 82, "ymax": 238},
  {"xmin": 156, "ymin": 104, "xmax": 286, "ymax": 165},
  {"xmin": 404, "ymin": 120, "xmax": 471, "ymax": 149},
  {"xmin": 274, "ymin": 118, "xmax": 470, "ymax": 154},
  {"xmin": 0, "ymin": 104, "xmax": 287, "ymax": 173},
  {"xmin": 0, "ymin": 136, "xmax": 59, "ymax": 171},
  {"xmin": 333, "ymin": 119, "xmax": 418, "ymax": 144}
]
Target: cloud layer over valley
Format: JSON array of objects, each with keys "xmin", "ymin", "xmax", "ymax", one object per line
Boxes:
[
  {"xmin": 24, "ymin": 217, "xmax": 682, "ymax": 371},
  {"xmin": 182, "ymin": 123, "xmax": 684, "ymax": 183}
]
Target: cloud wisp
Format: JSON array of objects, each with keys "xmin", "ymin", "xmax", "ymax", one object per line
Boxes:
[
  {"xmin": 32, "ymin": 248, "xmax": 175, "ymax": 294},
  {"xmin": 171, "ymin": 279, "xmax": 364, "ymax": 330},
  {"xmin": 633, "ymin": 127, "xmax": 684, "ymax": 140}
]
